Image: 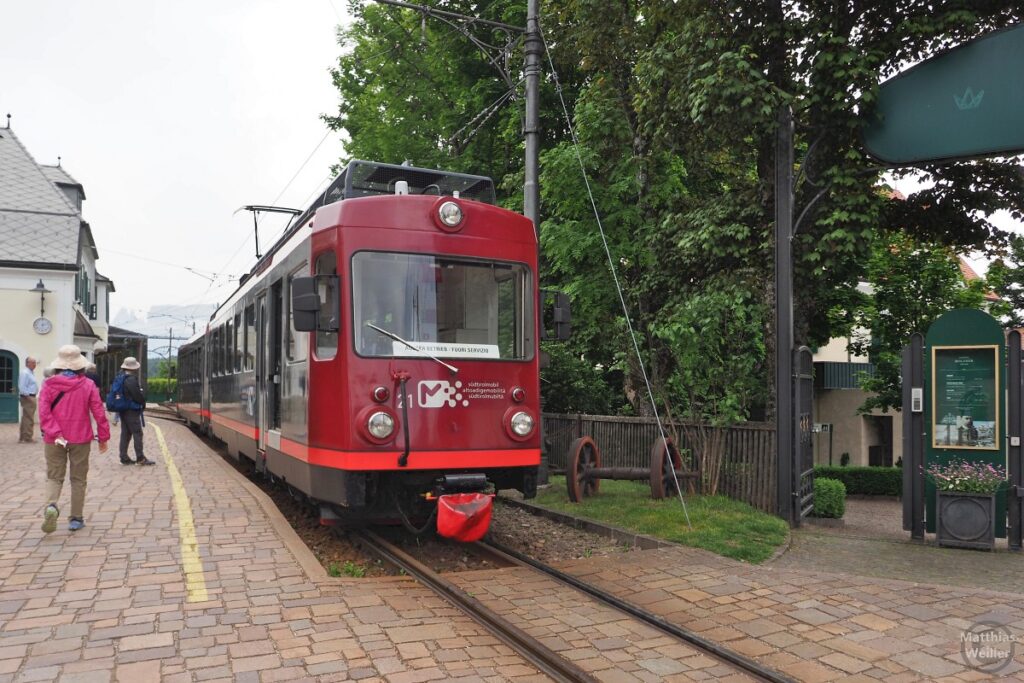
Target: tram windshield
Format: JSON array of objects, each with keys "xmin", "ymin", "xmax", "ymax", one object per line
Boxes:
[{"xmin": 352, "ymin": 251, "xmax": 533, "ymax": 360}]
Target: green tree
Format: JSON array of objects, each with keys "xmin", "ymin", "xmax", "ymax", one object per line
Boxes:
[
  {"xmin": 654, "ymin": 281, "xmax": 766, "ymax": 493},
  {"xmin": 327, "ymin": 1, "xmax": 1024, "ymax": 423},
  {"xmin": 850, "ymin": 231, "xmax": 987, "ymax": 413},
  {"xmin": 986, "ymin": 234, "xmax": 1024, "ymax": 327},
  {"xmin": 539, "ymin": 343, "xmax": 623, "ymax": 414}
]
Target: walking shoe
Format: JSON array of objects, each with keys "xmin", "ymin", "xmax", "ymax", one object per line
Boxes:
[
  {"xmin": 68, "ymin": 518, "xmax": 85, "ymax": 532},
  {"xmin": 136, "ymin": 457, "xmax": 156, "ymax": 466},
  {"xmin": 41, "ymin": 504, "xmax": 59, "ymax": 534},
  {"xmin": 120, "ymin": 457, "xmax": 135, "ymax": 465}
]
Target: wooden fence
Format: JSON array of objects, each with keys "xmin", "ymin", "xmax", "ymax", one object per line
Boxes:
[{"xmin": 542, "ymin": 413, "xmax": 777, "ymax": 514}]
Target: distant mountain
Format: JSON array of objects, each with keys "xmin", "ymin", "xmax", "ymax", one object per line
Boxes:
[{"xmin": 113, "ymin": 304, "xmax": 217, "ymax": 356}]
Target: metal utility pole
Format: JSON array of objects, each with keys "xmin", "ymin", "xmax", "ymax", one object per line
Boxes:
[
  {"xmin": 775, "ymin": 106, "xmax": 795, "ymax": 526},
  {"xmin": 523, "ymin": 0, "xmax": 541, "ymax": 233}
]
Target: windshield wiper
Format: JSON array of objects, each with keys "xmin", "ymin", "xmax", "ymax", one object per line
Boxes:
[{"xmin": 365, "ymin": 322, "xmax": 459, "ymax": 375}]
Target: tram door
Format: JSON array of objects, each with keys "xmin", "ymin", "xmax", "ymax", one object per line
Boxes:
[{"xmin": 256, "ymin": 292, "xmax": 269, "ymax": 453}]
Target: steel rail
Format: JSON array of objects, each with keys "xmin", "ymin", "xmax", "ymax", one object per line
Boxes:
[
  {"xmin": 354, "ymin": 530, "xmax": 597, "ymax": 683},
  {"xmin": 483, "ymin": 539, "xmax": 795, "ymax": 683}
]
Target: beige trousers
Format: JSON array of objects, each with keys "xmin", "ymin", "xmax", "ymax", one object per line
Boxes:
[
  {"xmin": 44, "ymin": 442, "xmax": 91, "ymax": 519},
  {"xmin": 19, "ymin": 395, "xmax": 37, "ymax": 441}
]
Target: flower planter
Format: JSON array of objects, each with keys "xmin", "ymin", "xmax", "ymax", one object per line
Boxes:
[{"xmin": 935, "ymin": 491, "xmax": 996, "ymax": 550}]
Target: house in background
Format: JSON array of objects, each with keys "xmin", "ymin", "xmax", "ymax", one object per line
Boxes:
[
  {"xmin": 812, "ymin": 325, "xmax": 897, "ymax": 468},
  {"xmin": 0, "ymin": 122, "xmax": 134, "ymax": 422},
  {"xmin": 813, "ymin": 259, "xmax": 1000, "ymax": 468}
]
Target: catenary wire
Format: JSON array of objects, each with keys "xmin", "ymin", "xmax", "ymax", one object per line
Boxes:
[
  {"xmin": 539, "ymin": 26, "xmax": 691, "ymax": 529},
  {"xmin": 209, "ymin": 130, "xmax": 334, "ymax": 290}
]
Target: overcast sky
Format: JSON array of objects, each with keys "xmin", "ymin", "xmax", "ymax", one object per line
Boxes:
[
  {"xmin": 1, "ymin": 0, "xmax": 350, "ymax": 331},
  {"xmin": 3, "ymin": 3, "xmax": 1017, "ymax": 328}
]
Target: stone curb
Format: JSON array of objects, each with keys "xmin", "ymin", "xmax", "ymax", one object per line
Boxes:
[{"xmin": 763, "ymin": 527, "xmax": 793, "ymax": 564}]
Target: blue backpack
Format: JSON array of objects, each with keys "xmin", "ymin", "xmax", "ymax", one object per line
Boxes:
[{"xmin": 106, "ymin": 373, "xmax": 141, "ymax": 411}]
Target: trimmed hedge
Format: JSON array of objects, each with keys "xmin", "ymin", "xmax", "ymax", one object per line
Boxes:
[
  {"xmin": 146, "ymin": 378, "xmax": 177, "ymax": 396},
  {"xmin": 813, "ymin": 478, "xmax": 846, "ymax": 518},
  {"xmin": 814, "ymin": 465, "xmax": 901, "ymax": 496}
]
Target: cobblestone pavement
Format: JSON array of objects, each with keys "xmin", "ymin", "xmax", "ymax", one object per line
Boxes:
[
  {"xmin": 0, "ymin": 420, "xmax": 549, "ymax": 682},
  {"xmin": 2, "ymin": 419, "xmax": 1023, "ymax": 682},
  {"xmin": 555, "ymin": 548, "xmax": 1024, "ymax": 681},
  {"xmin": 770, "ymin": 498, "xmax": 1023, "ymax": 595}
]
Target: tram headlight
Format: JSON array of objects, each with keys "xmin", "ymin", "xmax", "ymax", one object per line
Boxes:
[
  {"xmin": 368, "ymin": 411, "xmax": 395, "ymax": 439},
  {"xmin": 510, "ymin": 411, "xmax": 534, "ymax": 437},
  {"xmin": 438, "ymin": 201, "xmax": 463, "ymax": 227}
]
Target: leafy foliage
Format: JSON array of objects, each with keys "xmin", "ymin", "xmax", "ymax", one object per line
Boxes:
[
  {"xmin": 325, "ymin": 0, "xmax": 1024, "ymax": 424},
  {"xmin": 850, "ymin": 231, "xmax": 986, "ymax": 412},
  {"xmin": 986, "ymin": 234, "xmax": 1024, "ymax": 327},
  {"xmin": 539, "ymin": 343, "xmax": 623, "ymax": 414}
]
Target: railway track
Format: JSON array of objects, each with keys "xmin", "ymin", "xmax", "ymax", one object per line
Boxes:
[
  {"xmin": 354, "ymin": 529, "xmax": 793, "ymax": 683},
  {"xmin": 354, "ymin": 529, "xmax": 597, "ymax": 682}
]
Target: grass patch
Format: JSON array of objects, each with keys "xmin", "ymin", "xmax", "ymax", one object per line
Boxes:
[
  {"xmin": 327, "ymin": 561, "xmax": 367, "ymax": 578},
  {"xmin": 532, "ymin": 476, "xmax": 788, "ymax": 564}
]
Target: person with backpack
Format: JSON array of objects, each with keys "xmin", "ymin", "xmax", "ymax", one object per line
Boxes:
[
  {"xmin": 107, "ymin": 357, "xmax": 155, "ymax": 466},
  {"xmin": 38, "ymin": 345, "xmax": 110, "ymax": 533}
]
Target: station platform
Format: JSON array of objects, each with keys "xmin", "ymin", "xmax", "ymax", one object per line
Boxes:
[{"xmin": 1, "ymin": 418, "xmax": 1021, "ymax": 682}]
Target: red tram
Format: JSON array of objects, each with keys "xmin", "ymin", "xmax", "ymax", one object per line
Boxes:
[{"xmin": 177, "ymin": 160, "xmax": 559, "ymax": 539}]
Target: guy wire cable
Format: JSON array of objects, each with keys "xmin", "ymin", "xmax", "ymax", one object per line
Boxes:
[{"xmin": 539, "ymin": 26, "xmax": 691, "ymax": 529}]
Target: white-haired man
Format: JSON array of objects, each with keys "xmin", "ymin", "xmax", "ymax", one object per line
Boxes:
[{"xmin": 19, "ymin": 356, "xmax": 38, "ymax": 443}]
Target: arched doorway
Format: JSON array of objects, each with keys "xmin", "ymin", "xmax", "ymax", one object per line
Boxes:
[{"xmin": 0, "ymin": 351, "xmax": 19, "ymax": 423}]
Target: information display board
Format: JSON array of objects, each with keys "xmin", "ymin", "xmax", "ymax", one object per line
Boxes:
[{"xmin": 931, "ymin": 345, "xmax": 999, "ymax": 450}]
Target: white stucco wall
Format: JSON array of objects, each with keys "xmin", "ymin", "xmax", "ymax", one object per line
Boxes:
[{"xmin": 0, "ymin": 268, "xmax": 77, "ymax": 371}]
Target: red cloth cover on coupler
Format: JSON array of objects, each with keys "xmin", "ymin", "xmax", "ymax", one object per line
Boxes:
[{"xmin": 436, "ymin": 493, "xmax": 494, "ymax": 542}]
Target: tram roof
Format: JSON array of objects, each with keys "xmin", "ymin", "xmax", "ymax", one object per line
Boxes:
[
  {"xmin": 211, "ymin": 161, "xmax": 499, "ymax": 322},
  {"xmin": 290, "ymin": 160, "xmax": 495, "ymax": 233},
  {"xmin": 245, "ymin": 160, "xmax": 496, "ymax": 279}
]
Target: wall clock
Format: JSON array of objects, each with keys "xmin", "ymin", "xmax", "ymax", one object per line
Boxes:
[{"xmin": 33, "ymin": 317, "xmax": 52, "ymax": 335}]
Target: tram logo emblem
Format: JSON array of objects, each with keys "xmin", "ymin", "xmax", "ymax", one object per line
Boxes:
[{"xmin": 418, "ymin": 380, "xmax": 468, "ymax": 408}]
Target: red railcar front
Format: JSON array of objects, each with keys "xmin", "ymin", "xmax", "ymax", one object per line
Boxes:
[{"xmin": 292, "ymin": 189, "xmax": 541, "ymax": 534}]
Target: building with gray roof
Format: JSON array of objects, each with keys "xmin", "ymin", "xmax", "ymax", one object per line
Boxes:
[{"xmin": 0, "ymin": 121, "xmax": 126, "ymax": 421}]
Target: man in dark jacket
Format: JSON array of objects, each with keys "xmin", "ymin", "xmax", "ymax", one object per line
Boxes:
[{"xmin": 116, "ymin": 357, "xmax": 154, "ymax": 466}]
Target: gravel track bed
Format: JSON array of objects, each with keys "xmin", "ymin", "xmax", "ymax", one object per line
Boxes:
[{"xmin": 203, "ymin": 430, "xmax": 639, "ymax": 574}]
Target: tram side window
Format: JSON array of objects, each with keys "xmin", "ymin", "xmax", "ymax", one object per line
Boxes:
[
  {"xmin": 225, "ymin": 319, "xmax": 234, "ymax": 375},
  {"xmin": 315, "ymin": 252, "xmax": 338, "ymax": 360},
  {"xmin": 218, "ymin": 326, "xmax": 225, "ymax": 375},
  {"xmin": 215, "ymin": 327, "xmax": 223, "ymax": 375},
  {"xmin": 220, "ymin": 325, "xmax": 228, "ymax": 374},
  {"xmin": 234, "ymin": 314, "xmax": 243, "ymax": 371},
  {"xmin": 287, "ymin": 267, "xmax": 308, "ymax": 362},
  {"xmin": 244, "ymin": 304, "xmax": 256, "ymax": 370},
  {"xmin": 210, "ymin": 330, "xmax": 216, "ymax": 376}
]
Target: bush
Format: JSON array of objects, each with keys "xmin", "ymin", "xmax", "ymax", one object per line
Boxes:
[
  {"xmin": 814, "ymin": 465, "xmax": 901, "ymax": 496},
  {"xmin": 813, "ymin": 478, "xmax": 846, "ymax": 518},
  {"xmin": 146, "ymin": 378, "xmax": 177, "ymax": 397}
]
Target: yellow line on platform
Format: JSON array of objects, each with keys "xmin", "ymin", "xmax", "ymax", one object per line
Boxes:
[{"xmin": 154, "ymin": 424, "xmax": 209, "ymax": 603}]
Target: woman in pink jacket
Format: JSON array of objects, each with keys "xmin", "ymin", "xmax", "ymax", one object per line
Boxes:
[{"xmin": 38, "ymin": 345, "xmax": 110, "ymax": 533}]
